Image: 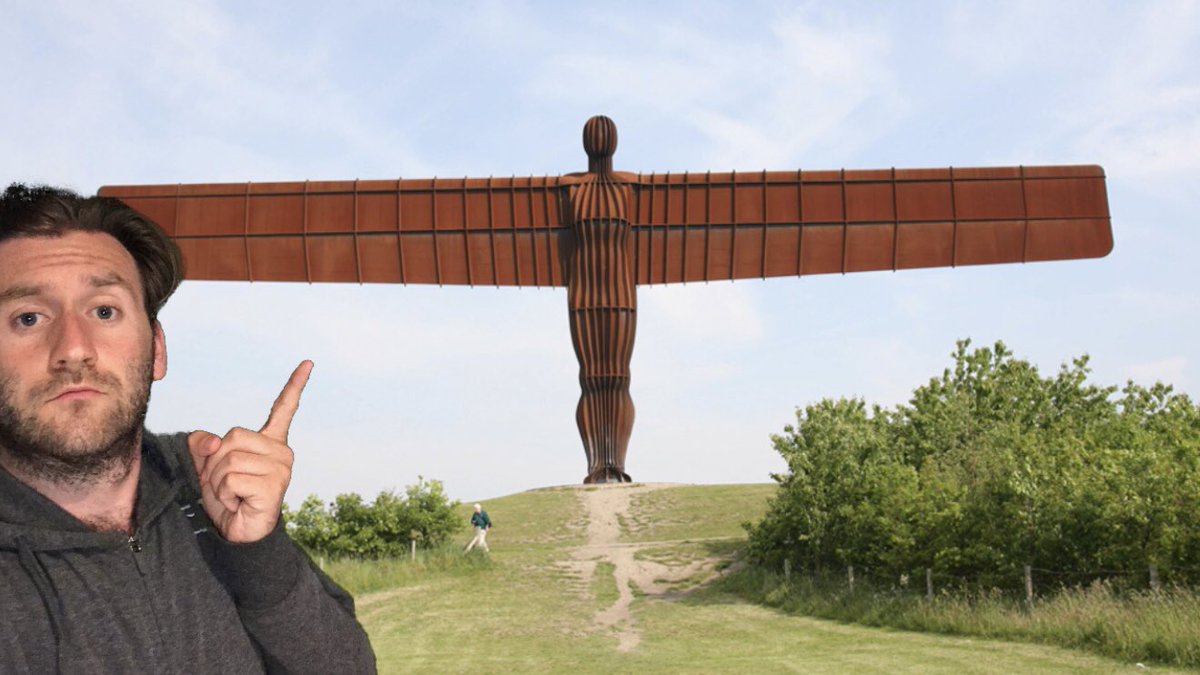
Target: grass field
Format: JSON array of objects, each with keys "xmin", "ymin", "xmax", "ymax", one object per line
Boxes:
[
  {"xmin": 326, "ymin": 483, "xmax": 1192, "ymax": 673},
  {"xmin": 721, "ymin": 569, "xmax": 1200, "ymax": 670}
]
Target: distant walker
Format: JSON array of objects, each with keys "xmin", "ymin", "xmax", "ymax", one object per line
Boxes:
[{"xmin": 465, "ymin": 503, "xmax": 492, "ymax": 553}]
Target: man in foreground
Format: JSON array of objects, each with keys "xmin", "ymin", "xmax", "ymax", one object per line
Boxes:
[{"xmin": 0, "ymin": 184, "xmax": 376, "ymax": 672}]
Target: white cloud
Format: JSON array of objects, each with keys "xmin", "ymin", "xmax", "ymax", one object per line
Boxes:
[
  {"xmin": 1124, "ymin": 356, "xmax": 1189, "ymax": 387},
  {"xmin": 945, "ymin": 2, "xmax": 1111, "ymax": 75},
  {"xmin": 161, "ymin": 282, "xmax": 571, "ymax": 380},
  {"xmin": 1060, "ymin": 1, "xmax": 1200, "ymax": 179},
  {"xmin": 640, "ymin": 282, "xmax": 764, "ymax": 343},
  {"xmin": 1073, "ymin": 87, "xmax": 1200, "ymax": 179},
  {"xmin": 927, "ymin": 1, "xmax": 1200, "ymax": 181},
  {"xmin": 523, "ymin": 6, "xmax": 901, "ymax": 169},
  {"xmin": 0, "ymin": 1, "xmax": 435, "ymax": 189},
  {"xmin": 1123, "ymin": 357, "xmax": 1190, "ymax": 384},
  {"xmin": 1109, "ymin": 288, "xmax": 1200, "ymax": 319}
]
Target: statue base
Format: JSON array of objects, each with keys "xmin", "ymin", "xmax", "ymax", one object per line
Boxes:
[{"xmin": 583, "ymin": 468, "xmax": 633, "ymax": 484}]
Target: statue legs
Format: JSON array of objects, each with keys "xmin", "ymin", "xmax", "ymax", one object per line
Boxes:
[
  {"xmin": 569, "ymin": 307, "xmax": 635, "ymax": 483},
  {"xmin": 566, "ymin": 153, "xmax": 637, "ymax": 483}
]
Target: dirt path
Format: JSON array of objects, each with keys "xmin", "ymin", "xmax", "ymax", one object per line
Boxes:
[{"xmin": 562, "ymin": 483, "xmax": 727, "ymax": 653}]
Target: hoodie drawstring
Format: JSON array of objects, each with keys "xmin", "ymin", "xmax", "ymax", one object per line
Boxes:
[{"xmin": 16, "ymin": 536, "xmax": 65, "ymax": 674}]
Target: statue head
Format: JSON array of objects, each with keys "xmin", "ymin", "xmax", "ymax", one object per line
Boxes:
[{"xmin": 583, "ymin": 116, "xmax": 617, "ymax": 175}]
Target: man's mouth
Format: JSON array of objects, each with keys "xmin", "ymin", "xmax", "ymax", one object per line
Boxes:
[{"xmin": 48, "ymin": 387, "xmax": 103, "ymax": 403}]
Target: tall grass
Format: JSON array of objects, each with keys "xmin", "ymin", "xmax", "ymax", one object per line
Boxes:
[
  {"xmin": 718, "ymin": 566, "xmax": 1200, "ymax": 669},
  {"xmin": 318, "ymin": 545, "xmax": 492, "ymax": 596}
]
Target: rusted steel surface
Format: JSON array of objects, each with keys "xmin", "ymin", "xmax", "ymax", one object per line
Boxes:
[
  {"xmin": 99, "ymin": 116, "xmax": 1113, "ymax": 483},
  {"xmin": 629, "ymin": 164, "xmax": 1111, "ymax": 283},
  {"xmin": 98, "ymin": 168, "xmax": 1111, "ymax": 288},
  {"xmin": 99, "ymin": 176, "xmax": 573, "ymax": 287},
  {"xmin": 568, "ymin": 116, "xmax": 636, "ymax": 484}
]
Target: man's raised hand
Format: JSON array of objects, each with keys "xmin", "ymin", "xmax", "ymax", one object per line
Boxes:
[{"xmin": 187, "ymin": 360, "xmax": 314, "ymax": 543}]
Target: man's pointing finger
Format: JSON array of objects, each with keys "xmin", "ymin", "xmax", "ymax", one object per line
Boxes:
[{"xmin": 260, "ymin": 360, "xmax": 314, "ymax": 443}]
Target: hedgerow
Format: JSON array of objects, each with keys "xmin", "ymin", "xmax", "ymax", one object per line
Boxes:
[{"xmin": 284, "ymin": 477, "xmax": 462, "ymax": 558}]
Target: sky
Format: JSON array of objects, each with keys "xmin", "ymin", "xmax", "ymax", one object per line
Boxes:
[{"xmin": 3, "ymin": 1, "xmax": 1197, "ymax": 504}]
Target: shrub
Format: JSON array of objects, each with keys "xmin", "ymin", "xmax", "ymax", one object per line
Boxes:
[
  {"xmin": 746, "ymin": 340, "xmax": 1200, "ymax": 588},
  {"xmin": 284, "ymin": 477, "xmax": 463, "ymax": 558}
]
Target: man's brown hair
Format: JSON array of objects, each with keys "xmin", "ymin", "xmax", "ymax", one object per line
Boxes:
[{"xmin": 0, "ymin": 183, "xmax": 184, "ymax": 323}]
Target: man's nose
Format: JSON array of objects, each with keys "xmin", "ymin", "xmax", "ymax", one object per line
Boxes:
[{"xmin": 50, "ymin": 312, "xmax": 98, "ymax": 371}]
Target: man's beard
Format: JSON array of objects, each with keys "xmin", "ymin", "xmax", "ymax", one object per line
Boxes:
[{"xmin": 0, "ymin": 351, "xmax": 153, "ymax": 487}]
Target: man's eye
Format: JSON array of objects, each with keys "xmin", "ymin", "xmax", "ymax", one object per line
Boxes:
[
  {"xmin": 17, "ymin": 313, "xmax": 39, "ymax": 327},
  {"xmin": 95, "ymin": 306, "xmax": 118, "ymax": 320}
]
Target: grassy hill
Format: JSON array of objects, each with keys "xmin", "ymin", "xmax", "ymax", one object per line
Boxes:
[{"xmin": 323, "ymin": 483, "xmax": 1185, "ymax": 673}]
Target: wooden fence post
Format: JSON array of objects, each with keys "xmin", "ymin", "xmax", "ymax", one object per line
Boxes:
[
  {"xmin": 410, "ymin": 539, "xmax": 416, "ymax": 562},
  {"xmin": 784, "ymin": 558, "xmax": 791, "ymax": 583},
  {"xmin": 848, "ymin": 565, "xmax": 855, "ymax": 593},
  {"xmin": 926, "ymin": 568, "xmax": 933, "ymax": 601},
  {"xmin": 1024, "ymin": 565, "xmax": 1034, "ymax": 606},
  {"xmin": 1149, "ymin": 564, "xmax": 1160, "ymax": 592}
]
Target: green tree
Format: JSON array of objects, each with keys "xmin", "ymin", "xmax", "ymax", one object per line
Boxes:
[
  {"xmin": 285, "ymin": 494, "xmax": 339, "ymax": 555},
  {"xmin": 403, "ymin": 477, "xmax": 462, "ymax": 548},
  {"xmin": 747, "ymin": 398, "xmax": 918, "ymax": 573},
  {"xmin": 747, "ymin": 340, "xmax": 1200, "ymax": 588}
]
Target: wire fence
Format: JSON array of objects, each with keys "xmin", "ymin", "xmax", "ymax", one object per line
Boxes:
[{"xmin": 776, "ymin": 559, "xmax": 1200, "ymax": 602}]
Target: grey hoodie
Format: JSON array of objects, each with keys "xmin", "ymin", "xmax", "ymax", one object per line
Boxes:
[{"xmin": 0, "ymin": 431, "xmax": 376, "ymax": 674}]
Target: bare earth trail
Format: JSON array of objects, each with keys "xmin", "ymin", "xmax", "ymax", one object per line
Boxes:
[{"xmin": 563, "ymin": 483, "xmax": 723, "ymax": 651}]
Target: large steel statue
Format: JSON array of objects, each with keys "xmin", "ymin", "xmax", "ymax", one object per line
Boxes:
[{"xmin": 100, "ymin": 116, "xmax": 1112, "ymax": 483}]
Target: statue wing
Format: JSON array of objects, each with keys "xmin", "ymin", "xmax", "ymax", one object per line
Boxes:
[
  {"xmin": 98, "ymin": 177, "xmax": 573, "ymax": 288},
  {"xmin": 626, "ymin": 166, "xmax": 1112, "ymax": 285},
  {"xmin": 101, "ymin": 165, "xmax": 1111, "ymax": 289}
]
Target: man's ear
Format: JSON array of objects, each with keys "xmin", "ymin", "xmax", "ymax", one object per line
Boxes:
[{"xmin": 152, "ymin": 320, "xmax": 167, "ymax": 381}]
